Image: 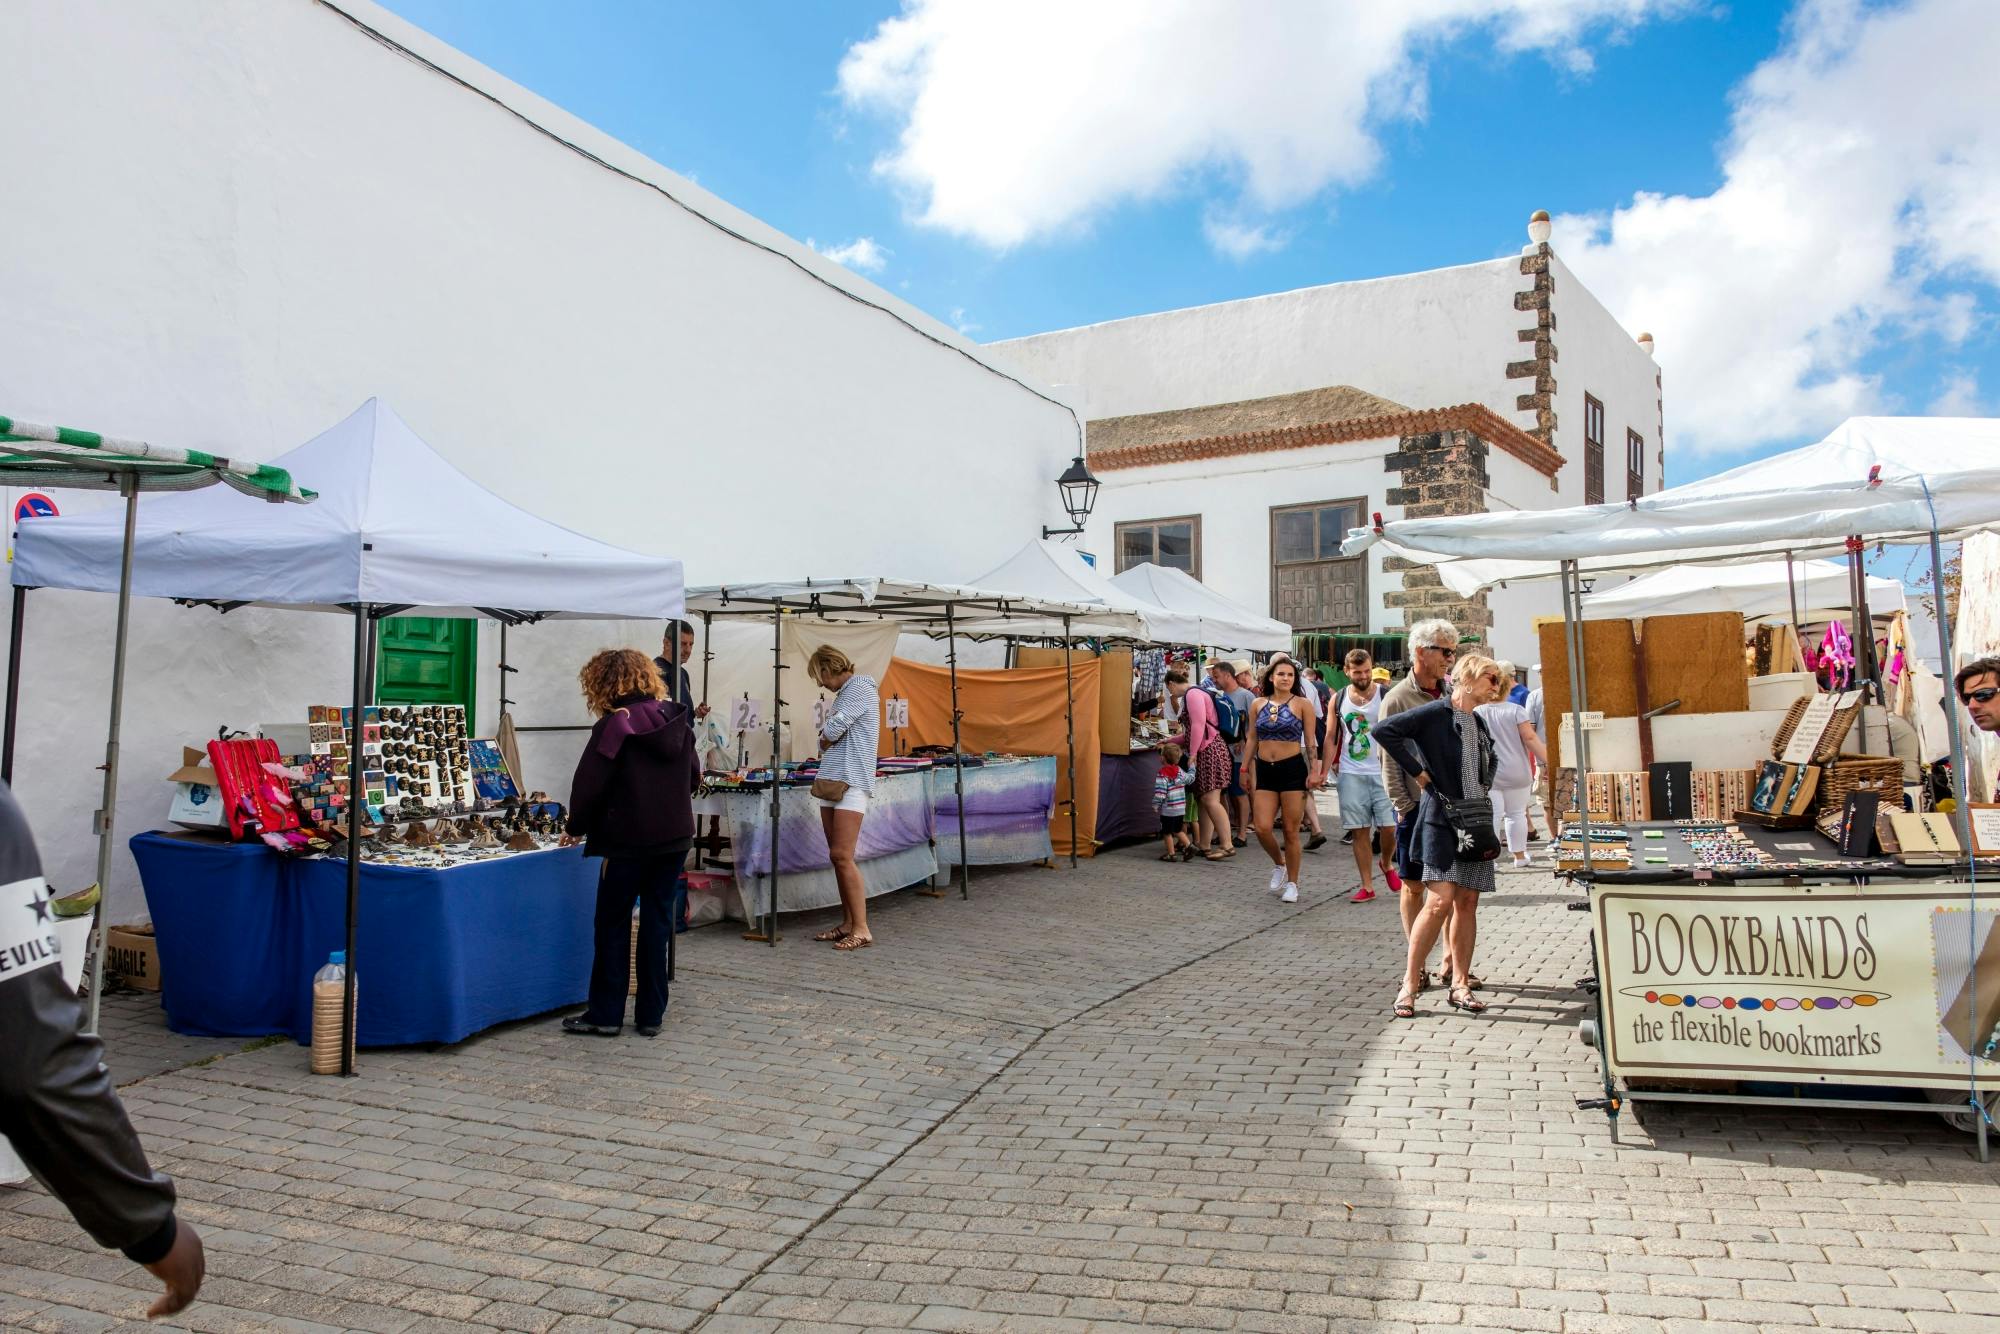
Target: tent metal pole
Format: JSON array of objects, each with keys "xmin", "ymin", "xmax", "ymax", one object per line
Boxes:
[
  {"xmin": 1924, "ymin": 516, "xmax": 1986, "ymax": 1163},
  {"xmin": 1784, "ymin": 550, "xmax": 1804, "ymax": 668},
  {"xmin": 1847, "ymin": 536, "xmax": 1874, "ymax": 751},
  {"xmin": 341, "ymin": 603, "xmax": 369, "ymax": 1075},
  {"xmin": 2, "ymin": 585, "xmax": 25, "ymax": 785},
  {"xmin": 498, "ymin": 622, "xmax": 511, "ymax": 716},
  {"xmin": 946, "ymin": 602, "xmax": 970, "ymax": 898},
  {"xmin": 1062, "ymin": 614, "xmax": 1077, "ymax": 870},
  {"xmin": 83, "ymin": 477, "xmax": 140, "ymax": 1037},
  {"xmin": 1560, "ymin": 560, "xmax": 1594, "ymax": 877},
  {"xmin": 764, "ymin": 603, "xmax": 782, "ymax": 945},
  {"xmin": 700, "ymin": 610, "xmax": 713, "ymax": 708}
]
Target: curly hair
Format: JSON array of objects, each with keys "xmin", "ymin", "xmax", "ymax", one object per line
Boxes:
[{"xmin": 579, "ymin": 648, "xmax": 665, "ymax": 716}]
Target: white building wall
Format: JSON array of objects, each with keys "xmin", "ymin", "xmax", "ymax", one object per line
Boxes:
[
  {"xmin": 991, "ymin": 259, "xmax": 1531, "ymax": 428},
  {"xmin": 1548, "ymin": 252, "xmax": 1663, "ymax": 498},
  {"xmin": 0, "ymin": 0, "xmax": 1079, "ymax": 916}
]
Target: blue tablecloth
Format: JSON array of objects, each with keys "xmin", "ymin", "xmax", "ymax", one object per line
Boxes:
[{"xmin": 131, "ymin": 831, "xmax": 600, "ymax": 1048}]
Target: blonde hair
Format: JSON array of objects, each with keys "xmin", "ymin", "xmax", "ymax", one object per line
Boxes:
[
  {"xmin": 1160, "ymin": 742, "xmax": 1184, "ymax": 765},
  {"xmin": 1451, "ymin": 653, "xmax": 1503, "ymax": 691},
  {"xmin": 579, "ymin": 648, "xmax": 666, "ymax": 716},
  {"xmin": 807, "ymin": 644, "xmax": 855, "ymax": 684},
  {"xmin": 1494, "ymin": 659, "xmax": 1517, "ymax": 689}
]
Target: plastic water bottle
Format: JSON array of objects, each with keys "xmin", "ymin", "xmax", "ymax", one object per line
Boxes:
[{"xmin": 310, "ymin": 950, "xmax": 351, "ymax": 1075}]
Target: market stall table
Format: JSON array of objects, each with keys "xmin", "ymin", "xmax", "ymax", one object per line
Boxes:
[
  {"xmin": 131, "ymin": 831, "xmax": 598, "ymax": 1047},
  {"xmin": 718, "ymin": 767, "xmax": 937, "ymax": 919},
  {"xmin": 932, "ymin": 757, "xmax": 1058, "ymax": 866}
]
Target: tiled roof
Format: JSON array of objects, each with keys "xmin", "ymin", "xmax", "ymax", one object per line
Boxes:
[
  {"xmin": 1087, "ymin": 385, "xmax": 1410, "ymax": 454},
  {"xmin": 1088, "ymin": 402, "xmax": 1566, "ymax": 477}
]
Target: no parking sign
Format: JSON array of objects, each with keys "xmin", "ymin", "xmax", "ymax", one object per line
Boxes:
[{"xmin": 13, "ymin": 493, "xmax": 57, "ymax": 522}]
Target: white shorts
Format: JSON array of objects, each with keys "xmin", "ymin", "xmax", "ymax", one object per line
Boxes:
[{"xmin": 816, "ymin": 789, "xmax": 871, "ymax": 814}]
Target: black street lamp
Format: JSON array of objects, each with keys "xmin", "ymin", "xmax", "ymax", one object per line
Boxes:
[{"xmin": 1041, "ymin": 454, "xmax": 1100, "ymax": 540}]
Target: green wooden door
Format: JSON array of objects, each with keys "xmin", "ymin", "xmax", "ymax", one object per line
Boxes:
[{"xmin": 378, "ymin": 617, "xmax": 476, "ymax": 714}]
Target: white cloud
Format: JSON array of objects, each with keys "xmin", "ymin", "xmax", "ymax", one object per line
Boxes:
[
  {"xmin": 948, "ymin": 305, "xmax": 981, "ymax": 335},
  {"xmin": 1202, "ymin": 215, "xmax": 1288, "ymax": 262},
  {"xmin": 1931, "ymin": 370, "xmax": 1984, "ymax": 416},
  {"xmin": 807, "ymin": 235, "xmax": 890, "ymax": 273},
  {"xmin": 1554, "ymin": 0, "xmax": 2000, "ymax": 455},
  {"xmin": 838, "ymin": 0, "xmax": 1692, "ymax": 249}
]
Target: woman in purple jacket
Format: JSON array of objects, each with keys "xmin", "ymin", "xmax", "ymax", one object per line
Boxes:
[{"xmin": 561, "ymin": 649, "xmax": 700, "ymax": 1039}]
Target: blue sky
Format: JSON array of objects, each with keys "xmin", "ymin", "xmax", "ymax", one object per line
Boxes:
[{"xmin": 380, "ymin": 0, "xmax": 1997, "ymax": 491}]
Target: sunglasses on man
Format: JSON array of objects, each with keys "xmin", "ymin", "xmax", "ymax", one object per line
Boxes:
[
  {"xmin": 1421, "ymin": 644, "xmax": 1457, "ymax": 658},
  {"xmin": 1964, "ymin": 686, "xmax": 2000, "ymax": 705}
]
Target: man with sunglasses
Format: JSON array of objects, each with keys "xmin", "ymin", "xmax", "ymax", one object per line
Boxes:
[
  {"xmin": 1955, "ymin": 657, "xmax": 2000, "ymax": 735},
  {"xmin": 1382, "ymin": 620, "xmax": 1461, "ymax": 973}
]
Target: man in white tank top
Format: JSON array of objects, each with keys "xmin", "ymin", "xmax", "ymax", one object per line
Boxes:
[{"xmin": 1333, "ymin": 650, "xmax": 1401, "ymax": 904}]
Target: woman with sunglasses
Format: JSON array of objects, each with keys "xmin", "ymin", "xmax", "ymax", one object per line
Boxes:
[{"xmin": 1373, "ymin": 653, "xmax": 1505, "ymax": 1018}]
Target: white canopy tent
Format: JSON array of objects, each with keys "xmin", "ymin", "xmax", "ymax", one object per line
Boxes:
[
  {"xmin": 959, "ymin": 539, "xmax": 1202, "ymax": 644},
  {"xmin": 14, "ymin": 398, "xmax": 684, "ymax": 617},
  {"xmin": 1108, "ymin": 562, "xmax": 1293, "ymax": 653},
  {"xmin": 13, "ymin": 399, "xmax": 686, "ymax": 1072},
  {"xmin": 1341, "ymin": 416, "xmax": 2000, "ymax": 597},
  {"xmin": 1579, "ymin": 558, "xmax": 1908, "ymax": 622},
  {"xmin": 1343, "ymin": 414, "xmax": 2000, "ymax": 1145},
  {"xmin": 682, "ymin": 576, "xmax": 1135, "ymax": 919}
]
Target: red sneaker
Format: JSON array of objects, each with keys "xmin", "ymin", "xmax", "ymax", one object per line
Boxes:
[
  {"xmin": 1384, "ymin": 867, "xmax": 1404, "ymax": 894},
  {"xmin": 1350, "ymin": 887, "xmax": 1377, "ymax": 904}
]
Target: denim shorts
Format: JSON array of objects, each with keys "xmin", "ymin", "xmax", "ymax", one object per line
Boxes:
[{"xmin": 1337, "ymin": 771, "xmax": 1396, "ymax": 829}]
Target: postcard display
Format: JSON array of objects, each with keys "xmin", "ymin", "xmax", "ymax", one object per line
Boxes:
[{"xmin": 303, "ymin": 704, "xmax": 474, "ymax": 823}]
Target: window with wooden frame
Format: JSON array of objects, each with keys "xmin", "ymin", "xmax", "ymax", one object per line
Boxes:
[
  {"xmin": 1626, "ymin": 428, "xmax": 1645, "ymax": 500},
  {"xmin": 1268, "ymin": 496, "xmax": 1367, "ymax": 632},
  {"xmin": 1114, "ymin": 515, "xmax": 1201, "ymax": 576},
  {"xmin": 1584, "ymin": 394, "xmax": 1606, "ymax": 504}
]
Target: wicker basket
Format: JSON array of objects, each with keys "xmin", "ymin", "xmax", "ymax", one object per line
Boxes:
[
  {"xmin": 1816, "ymin": 757, "xmax": 1906, "ymax": 809},
  {"xmin": 1771, "ymin": 695, "xmax": 1861, "ymax": 764}
]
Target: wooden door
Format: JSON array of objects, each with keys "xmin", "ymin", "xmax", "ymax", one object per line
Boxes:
[{"xmin": 378, "ymin": 617, "xmax": 476, "ymax": 714}]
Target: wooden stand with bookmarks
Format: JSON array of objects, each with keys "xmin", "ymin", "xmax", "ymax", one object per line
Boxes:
[
  {"xmin": 1647, "ymin": 761, "xmax": 1693, "ymax": 822},
  {"xmin": 1837, "ymin": 790, "xmax": 1880, "ymax": 857}
]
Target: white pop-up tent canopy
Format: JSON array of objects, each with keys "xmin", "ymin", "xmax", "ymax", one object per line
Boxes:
[
  {"xmin": 1341, "ymin": 416, "xmax": 2000, "ymax": 596},
  {"xmin": 14, "ymin": 398, "xmax": 684, "ymax": 618},
  {"xmin": 1580, "ymin": 558, "xmax": 1908, "ymax": 622},
  {"xmin": 960, "ymin": 539, "xmax": 1203, "ymax": 644},
  {"xmin": 12, "ymin": 399, "xmax": 685, "ymax": 1073},
  {"xmin": 1108, "ymin": 562, "xmax": 1292, "ymax": 652}
]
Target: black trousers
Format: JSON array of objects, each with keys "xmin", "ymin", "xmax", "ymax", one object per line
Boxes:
[{"xmin": 583, "ymin": 851, "xmax": 687, "ymax": 1029}]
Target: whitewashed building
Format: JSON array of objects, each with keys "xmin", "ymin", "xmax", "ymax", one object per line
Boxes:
[
  {"xmin": 0, "ymin": 0, "xmax": 1081, "ymax": 910},
  {"xmin": 991, "ymin": 220, "xmax": 1665, "ymax": 668}
]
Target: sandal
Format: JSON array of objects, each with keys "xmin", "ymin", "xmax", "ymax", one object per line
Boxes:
[
  {"xmin": 1203, "ymin": 848, "xmax": 1235, "ymax": 861},
  {"xmin": 1447, "ymin": 986, "xmax": 1486, "ymax": 1013},
  {"xmin": 1158, "ymin": 852, "xmax": 1181, "ymax": 862},
  {"xmin": 832, "ymin": 933, "xmax": 873, "ymax": 951},
  {"xmin": 1462, "ymin": 973, "xmax": 1484, "ymax": 991},
  {"xmin": 1392, "ymin": 993, "xmax": 1417, "ymax": 1019},
  {"xmin": 812, "ymin": 926, "xmax": 851, "ymax": 942}
]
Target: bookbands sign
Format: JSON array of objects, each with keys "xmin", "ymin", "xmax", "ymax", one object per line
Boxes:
[{"xmin": 1594, "ymin": 882, "xmax": 1998, "ymax": 1090}]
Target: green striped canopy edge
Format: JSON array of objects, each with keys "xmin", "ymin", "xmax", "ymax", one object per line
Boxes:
[{"xmin": 0, "ymin": 415, "xmax": 314, "ymax": 502}]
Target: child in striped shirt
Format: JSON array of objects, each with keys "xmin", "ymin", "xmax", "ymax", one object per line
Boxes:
[{"xmin": 1154, "ymin": 743, "xmax": 1195, "ymax": 861}]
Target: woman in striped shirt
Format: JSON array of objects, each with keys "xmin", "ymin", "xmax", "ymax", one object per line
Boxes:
[{"xmin": 809, "ymin": 645, "xmax": 880, "ymax": 951}]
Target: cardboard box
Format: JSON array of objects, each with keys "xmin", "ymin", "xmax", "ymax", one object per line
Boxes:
[
  {"xmin": 105, "ymin": 923, "xmax": 161, "ymax": 991},
  {"xmin": 166, "ymin": 746, "xmax": 226, "ymax": 830}
]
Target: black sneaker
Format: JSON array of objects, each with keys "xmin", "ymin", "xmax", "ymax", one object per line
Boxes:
[
  {"xmin": 1306, "ymin": 832, "xmax": 1327, "ymax": 851},
  {"xmin": 634, "ymin": 1023, "xmax": 661, "ymax": 1038},
  {"xmin": 1340, "ymin": 830, "xmax": 1356, "ymax": 845},
  {"xmin": 562, "ymin": 1016, "xmax": 621, "ymax": 1037}
]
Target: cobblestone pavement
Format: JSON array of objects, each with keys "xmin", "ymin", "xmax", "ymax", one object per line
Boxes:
[{"xmin": 5, "ymin": 829, "xmax": 1998, "ymax": 1333}]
